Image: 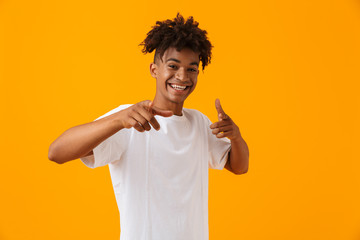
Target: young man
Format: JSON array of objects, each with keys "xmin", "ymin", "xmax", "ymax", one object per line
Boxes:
[{"xmin": 48, "ymin": 13, "xmax": 249, "ymax": 240}]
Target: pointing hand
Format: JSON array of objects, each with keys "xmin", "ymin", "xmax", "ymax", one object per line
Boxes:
[
  {"xmin": 210, "ymin": 99, "xmax": 241, "ymax": 140},
  {"xmin": 119, "ymin": 100, "xmax": 173, "ymax": 132}
]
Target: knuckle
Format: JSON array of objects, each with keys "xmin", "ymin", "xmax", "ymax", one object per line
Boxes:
[{"xmin": 144, "ymin": 114, "xmax": 152, "ymax": 121}]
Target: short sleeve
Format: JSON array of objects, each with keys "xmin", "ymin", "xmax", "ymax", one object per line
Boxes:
[
  {"xmin": 202, "ymin": 114, "xmax": 232, "ymax": 170},
  {"xmin": 80, "ymin": 104, "xmax": 132, "ymax": 169}
]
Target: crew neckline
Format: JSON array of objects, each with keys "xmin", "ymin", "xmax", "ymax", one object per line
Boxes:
[
  {"xmin": 159, "ymin": 108, "xmax": 187, "ymax": 122},
  {"xmin": 121, "ymin": 104, "xmax": 188, "ymax": 122}
]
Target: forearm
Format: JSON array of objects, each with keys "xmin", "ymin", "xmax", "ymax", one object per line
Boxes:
[
  {"xmin": 229, "ymin": 135, "xmax": 249, "ymax": 174},
  {"xmin": 48, "ymin": 111, "xmax": 124, "ymax": 164}
]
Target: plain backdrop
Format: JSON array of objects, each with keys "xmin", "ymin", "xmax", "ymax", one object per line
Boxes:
[{"xmin": 0, "ymin": 0, "xmax": 359, "ymax": 239}]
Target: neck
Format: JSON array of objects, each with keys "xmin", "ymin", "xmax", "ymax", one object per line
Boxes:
[{"xmin": 152, "ymin": 95, "xmax": 184, "ymax": 116}]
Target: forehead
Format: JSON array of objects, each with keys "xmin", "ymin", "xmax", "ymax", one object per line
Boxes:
[{"xmin": 161, "ymin": 47, "xmax": 200, "ymax": 64}]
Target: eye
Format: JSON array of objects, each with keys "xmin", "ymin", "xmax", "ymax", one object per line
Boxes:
[
  {"xmin": 168, "ymin": 64, "xmax": 178, "ymax": 69},
  {"xmin": 188, "ymin": 68, "xmax": 197, "ymax": 72}
]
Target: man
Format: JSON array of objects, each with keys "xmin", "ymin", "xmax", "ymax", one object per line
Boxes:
[{"xmin": 48, "ymin": 13, "xmax": 249, "ymax": 240}]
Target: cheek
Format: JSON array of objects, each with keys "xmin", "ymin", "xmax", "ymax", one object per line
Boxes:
[
  {"xmin": 156, "ymin": 73, "xmax": 171, "ymax": 89},
  {"xmin": 188, "ymin": 80, "xmax": 198, "ymax": 94},
  {"xmin": 164, "ymin": 71, "xmax": 173, "ymax": 79},
  {"xmin": 192, "ymin": 78, "xmax": 198, "ymax": 88},
  {"xmin": 158, "ymin": 71, "xmax": 172, "ymax": 81}
]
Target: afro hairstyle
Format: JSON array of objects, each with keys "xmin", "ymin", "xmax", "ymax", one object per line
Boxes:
[{"xmin": 139, "ymin": 13, "xmax": 213, "ymax": 71}]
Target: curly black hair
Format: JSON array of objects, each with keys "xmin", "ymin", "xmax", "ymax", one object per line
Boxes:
[{"xmin": 139, "ymin": 13, "xmax": 213, "ymax": 71}]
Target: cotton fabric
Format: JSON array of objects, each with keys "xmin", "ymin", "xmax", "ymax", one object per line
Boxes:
[{"xmin": 80, "ymin": 104, "xmax": 231, "ymax": 240}]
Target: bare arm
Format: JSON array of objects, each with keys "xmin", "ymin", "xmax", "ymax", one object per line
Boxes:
[
  {"xmin": 210, "ymin": 99, "xmax": 249, "ymax": 175},
  {"xmin": 224, "ymin": 136, "xmax": 249, "ymax": 175},
  {"xmin": 48, "ymin": 110, "xmax": 124, "ymax": 164},
  {"xmin": 48, "ymin": 100, "xmax": 173, "ymax": 164}
]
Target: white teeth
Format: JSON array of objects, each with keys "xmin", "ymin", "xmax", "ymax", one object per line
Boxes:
[{"xmin": 170, "ymin": 84, "xmax": 187, "ymax": 90}]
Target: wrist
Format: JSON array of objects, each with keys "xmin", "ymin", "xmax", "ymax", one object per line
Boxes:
[
  {"xmin": 111, "ymin": 110, "xmax": 126, "ymax": 130},
  {"xmin": 231, "ymin": 134, "xmax": 243, "ymax": 143}
]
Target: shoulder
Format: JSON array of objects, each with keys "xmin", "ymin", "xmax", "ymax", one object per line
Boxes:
[
  {"xmin": 183, "ymin": 108, "xmax": 212, "ymax": 124},
  {"xmin": 114, "ymin": 104, "xmax": 133, "ymax": 112},
  {"xmin": 95, "ymin": 104, "xmax": 133, "ymax": 121}
]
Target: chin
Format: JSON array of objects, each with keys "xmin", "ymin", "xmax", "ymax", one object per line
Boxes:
[
  {"xmin": 167, "ymin": 95, "xmax": 188, "ymax": 104},
  {"xmin": 169, "ymin": 90, "xmax": 194, "ymax": 104},
  {"xmin": 168, "ymin": 98, "xmax": 186, "ymax": 104}
]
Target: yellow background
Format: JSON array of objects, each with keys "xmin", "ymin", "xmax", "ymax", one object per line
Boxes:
[{"xmin": 1, "ymin": 0, "xmax": 359, "ymax": 239}]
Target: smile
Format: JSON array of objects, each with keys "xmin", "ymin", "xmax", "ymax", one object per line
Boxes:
[{"xmin": 168, "ymin": 83, "xmax": 190, "ymax": 91}]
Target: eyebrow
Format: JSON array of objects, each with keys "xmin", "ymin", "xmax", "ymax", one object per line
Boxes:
[{"xmin": 166, "ymin": 58, "xmax": 199, "ymax": 67}]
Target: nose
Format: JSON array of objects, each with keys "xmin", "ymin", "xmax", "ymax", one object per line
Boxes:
[{"xmin": 175, "ymin": 68, "xmax": 189, "ymax": 82}]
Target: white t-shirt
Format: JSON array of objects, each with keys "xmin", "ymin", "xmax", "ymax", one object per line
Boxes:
[{"xmin": 80, "ymin": 104, "xmax": 231, "ymax": 240}]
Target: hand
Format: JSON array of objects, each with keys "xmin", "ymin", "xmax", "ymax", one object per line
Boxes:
[
  {"xmin": 119, "ymin": 100, "xmax": 173, "ymax": 132},
  {"xmin": 210, "ymin": 99, "xmax": 241, "ymax": 140}
]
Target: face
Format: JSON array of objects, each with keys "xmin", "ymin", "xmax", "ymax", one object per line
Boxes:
[{"xmin": 150, "ymin": 47, "xmax": 200, "ymax": 106}]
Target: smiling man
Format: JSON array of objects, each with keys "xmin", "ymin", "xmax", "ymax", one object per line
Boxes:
[
  {"xmin": 151, "ymin": 47, "xmax": 199, "ymax": 115},
  {"xmin": 48, "ymin": 13, "xmax": 249, "ymax": 240}
]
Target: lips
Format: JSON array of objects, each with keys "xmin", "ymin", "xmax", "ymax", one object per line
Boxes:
[
  {"xmin": 170, "ymin": 83, "xmax": 188, "ymax": 90},
  {"xmin": 167, "ymin": 81, "xmax": 192, "ymax": 90}
]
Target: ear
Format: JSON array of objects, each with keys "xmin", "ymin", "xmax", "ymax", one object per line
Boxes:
[{"xmin": 150, "ymin": 62, "xmax": 158, "ymax": 78}]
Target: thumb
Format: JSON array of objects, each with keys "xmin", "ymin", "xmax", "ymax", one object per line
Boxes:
[
  {"xmin": 148, "ymin": 101, "xmax": 173, "ymax": 117},
  {"xmin": 148, "ymin": 100, "xmax": 154, "ymax": 109}
]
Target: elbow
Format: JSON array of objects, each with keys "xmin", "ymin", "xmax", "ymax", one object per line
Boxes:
[
  {"xmin": 233, "ymin": 162, "xmax": 249, "ymax": 175},
  {"xmin": 234, "ymin": 168, "xmax": 248, "ymax": 175},
  {"xmin": 235, "ymin": 155, "xmax": 249, "ymax": 175},
  {"xmin": 48, "ymin": 153, "xmax": 60, "ymax": 164},
  {"xmin": 48, "ymin": 144, "xmax": 64, "ymax": 164}
]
